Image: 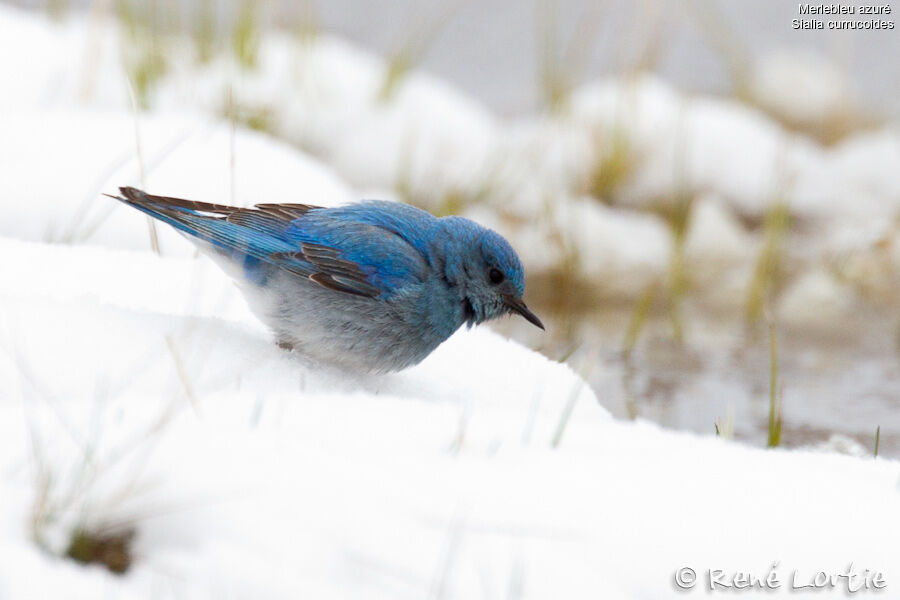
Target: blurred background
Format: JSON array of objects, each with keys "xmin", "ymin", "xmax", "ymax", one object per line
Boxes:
[
  {"xmin": 9, "ymin": 0, "xmax": 900, "ymax": 116},
  {"xmin": 4, "ymin": 0, "xmax": 900, "ymax": 454}
]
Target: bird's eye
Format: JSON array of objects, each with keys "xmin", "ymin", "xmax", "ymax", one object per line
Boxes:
[{"xmin": 488, "ymin": 268, "xmax": 504, "ymax": 284}]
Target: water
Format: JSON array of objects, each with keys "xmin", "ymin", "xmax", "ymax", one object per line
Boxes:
[{"xmin": 494, "ymin": 301, "xmax": 900, "ymax": 457}]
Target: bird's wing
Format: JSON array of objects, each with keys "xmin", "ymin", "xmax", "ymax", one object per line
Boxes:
[{"xmin": 110, "ymin": 187, "xmax": 427, "ymax": 298}]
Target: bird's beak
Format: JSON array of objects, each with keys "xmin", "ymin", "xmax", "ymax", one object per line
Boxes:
[{"xmin": 504, "ymin": 296, "xmax": 545, "ymax": 330}]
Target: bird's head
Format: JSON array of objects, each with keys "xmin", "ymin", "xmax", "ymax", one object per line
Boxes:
[{"xmin": 438, "ymin": 219, "xmax": 544, "ymax": 331}]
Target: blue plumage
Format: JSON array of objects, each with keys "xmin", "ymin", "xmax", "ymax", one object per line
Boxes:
[{"xmin": 110, "ymin": 186, "xmax": 543, "ymax": 372}]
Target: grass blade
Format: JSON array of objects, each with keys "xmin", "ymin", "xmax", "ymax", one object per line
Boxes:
[{"xmin": 767, "ymin": 317, "xmax": 782, "ymax": 448}]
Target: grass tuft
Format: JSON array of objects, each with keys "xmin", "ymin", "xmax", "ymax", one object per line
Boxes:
[
  {"xmin": 714, "ymin": 406, "xmax": 735, "ymax": 440},
  {"xmin": 551, "ymin": 378, "xmax": 585, "ymax": 449},
  {"xmin": 622, "ymin": 282, "xmax": 657, "ymax": 361},
  {"xmin": 228, "ymin": 102, "xmax": 275, "ymax": 133},
  {"xmin": 682, "ymin": 0, "xmax": 752, "ymax": 100},
  {"xmin": 746, "ymin": 201, "xmax": 790, "ymax": 324},
  {"xmin": 433, "ymin": 189, "xmax": 468, "ymax": 218},
  {"xmin": 535, "ymin": 0, "xmax": 563, "ymax": 112},
  {"xmin": 16, "ymin": 338, "xmax": 190, "ymax": 574},
  {"xmin": 378, "ymin": 2, "xmax": 458, "ymax": 102},
  {"xmin": 766, "ymin": 317, "xmax": 783, "ymax": 448},
  {"xmin": 125, "ymin": 78, "xmax": 160, "ymax": 255},
  {"xmin": 66, "ymin": 527, "xmax": 135, "ymax": 575},
  {"xmin": 116, "ymin": 0, "xmax": 168, "ymax": 109},
  {"xmin": 193, "ymin": 0, "xmax": 217, "ymax": 64},
  {"xmin": 232, "ymin": 0, "xmax": 260, "ymax": 69},
  {"xmin": 379, "ymin": 54, "xmax": 412, "ymax": 103},
  {"xmin": 660, "ymin": 105, "xmax": 694, "ymax": 341},
  {"xmin": 535, "ymin": 0, "xmax": 603, "ymax": 113},
  {"xmin": 47, "ymin": 0, "xmax": 69, "ymax": 21},
  {"xmin": 586, "ymin": 127, "xmax": 634, "ymax": 202},
  {"xmin": 551, "ymin": 351, "xmax": 595, "ymax": 448},
  {"xmin": 661, "ymin": 191, "xmax": 694, "ymax": 343},
  {"xmin": 874, "ymin": 425, "xmax": 881, "ymax": 458},
  {"xmin": 294, "ymin": 0, "xmax": 319, "ymax": 45}
]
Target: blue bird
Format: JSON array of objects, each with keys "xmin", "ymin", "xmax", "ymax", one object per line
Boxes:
[{"xmin": 109, "ymin": 187, "xmax": 544, "ymax": 373}]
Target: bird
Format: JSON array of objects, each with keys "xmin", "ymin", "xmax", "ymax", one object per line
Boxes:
[{"xmin": 108, "ymin": 187, "xmax": 544, "ymax": 373}]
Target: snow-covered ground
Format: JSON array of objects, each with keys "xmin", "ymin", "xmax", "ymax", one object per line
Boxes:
[
  {"xmin": 3, "ymin": 237, "xmax": 899, "ymax": 598},
  {"xmin": 2, "ymin": 4, "xmax": 899, "ymax": 598}
]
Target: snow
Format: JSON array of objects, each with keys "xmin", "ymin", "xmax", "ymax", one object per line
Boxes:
[
  {"xmin": 777, "ymin": 268, "xmax": 858, "ymax": 334},
  {"xmin": 3, "ymin": 236, "xmax": 900, "ymax": 599},
  {"xmin": 2, "ymin": 4, "xmax": 900, "ymax": 598},
  {"xmin": 684, "ymin": 196, "xmax": 756, "ymax": 282},
  {"xmin": 569, "ymin": 75, "xmax": 900, "ymax": 223},
  {"xmin": 0, "ymin": 109, "xmax": 353, "ymax": 253},
  {"xmin": 1, "ymin": 5, "xmax": 497, "ymax": 215},
  {"xmin": 549, "ymin": 197, "xmax": 670, "ymax": 293},
  {"xmin": 749, "ymin": 51, "xmax": 854, "ymax": 131},
  {"xmin": 160, "ymin": 32, "xmax": 501, "ymax": 210}
]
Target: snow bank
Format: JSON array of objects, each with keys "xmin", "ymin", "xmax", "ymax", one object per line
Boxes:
[
  {"xmin": 749, "ymin": 51, "xmax": 855, "ymax": 133},
  {"xmin": 0, "ymin": 5, "xmax": 497, "ymax": 214},
  {"xmin": 158, "ymin": 32, "xmax": 500, "ymax": 210},
  {"xmin": 568, "ymin": 76, "xmax": 894, "ymax": 221},
  {"xmin": 2, "ymin": 237, "xmax": 899, "ymax": 599},
  {"xmin": 0, "ymin": 108, "xmax": 353, "ymax": 253}
]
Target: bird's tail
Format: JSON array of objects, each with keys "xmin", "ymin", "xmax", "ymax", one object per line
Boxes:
[
  {"xmin": 106, "ymin": 187, "xmax": 302, "ymax": 285},
  {"xmin": 108, "ymin": 185, "xmax": 275, "ymax": 255},
  {"xmin": 106, "ymin": 186, "xmax": 242, "ymax": 242}
]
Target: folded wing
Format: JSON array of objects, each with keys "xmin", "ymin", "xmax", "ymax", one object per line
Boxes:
[{"xmin": 111, "ymin": 187, "xmax": 428, "ymax": 298}]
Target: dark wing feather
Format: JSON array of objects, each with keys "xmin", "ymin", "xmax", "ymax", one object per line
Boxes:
[
  {"xmin": 271, "ymin": 243, "xmax": 381, "ymax": 297},
  {"xmin": 309, "ymin": 272, "xmax": 381, "ymax": 297},
  {"xmin": 254, "ymin": 203, "xmax": 318, "ymax": 220}
]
